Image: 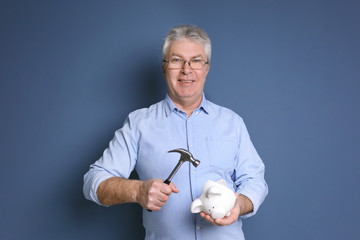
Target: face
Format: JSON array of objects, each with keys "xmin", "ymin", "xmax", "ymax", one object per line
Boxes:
[{"xmin": 162, "ymin": 38, "xmax": 209, "ymax": 107}]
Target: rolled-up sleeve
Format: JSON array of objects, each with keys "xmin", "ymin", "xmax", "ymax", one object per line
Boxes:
[
  {"xmin": 83, "ymin": 115, "xmax": 138, "ymax": 205},
  {"xmin": 234, "ymin": 118, "xmax": 268, "ymax": 219}
]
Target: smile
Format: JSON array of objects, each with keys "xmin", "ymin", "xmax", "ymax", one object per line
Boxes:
[{"xmin": 179, "ymin": 80, "xmax": 195, "ymax": 83}]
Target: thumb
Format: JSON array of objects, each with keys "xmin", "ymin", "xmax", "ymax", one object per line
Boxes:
[{"xmin": 169, "ymin": 182, "xmax": 179, "ymax": 193}]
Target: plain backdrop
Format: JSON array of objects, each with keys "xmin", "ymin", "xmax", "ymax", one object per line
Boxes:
[{"xmin": 1, "ymin": 1, "xmax": 359, "ymax": 239}]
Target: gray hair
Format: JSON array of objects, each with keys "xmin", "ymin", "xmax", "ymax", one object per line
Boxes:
[{"xmin": 162, "ymin": 24, "xmax": 212, "ymax": 64}]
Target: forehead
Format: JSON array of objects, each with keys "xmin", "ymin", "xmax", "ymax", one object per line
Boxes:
[{"xmin": 167, "ymin": 39, "xmax": 206, "ymax": 58}]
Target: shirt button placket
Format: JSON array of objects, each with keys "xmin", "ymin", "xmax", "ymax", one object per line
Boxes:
[
  {"xmin": 195, "ymin": 215, "xmax": 202, "ymax": 240},
  {"xmin": 187, "ymin": 115, "xmax": 201, "ymax": 240}
]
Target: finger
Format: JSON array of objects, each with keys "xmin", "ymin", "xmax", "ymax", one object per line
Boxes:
[
  {"xmin": 215, "ymin": 217, "xmax": 230, "ymax": 226},
  {"xmin": 159, "ymin": 183, "xmax": 174, "ymax": 195},
  {"xmin": 206, "ymin": 215, "xmax": 216, "ymax": 223},
  {"xmin": 170, "ymin": 182, "xmax": 179, "ymax": 193},
  {"xmin": 200, "ymin": 212, "xmax": 234, "ymax": 226},
  {"xmin": 148, "ymin": 197, "xmax": 167, "ymax": 211},
  {"xmin": 145, "ymin": 197, "xmax": 162, "ymax": 211},
  {"xmin": 215, "ymin": 212, "xmax": 238, "ymax": 226},
  {"xmin": 157, "ymin": 193, "xmax": 169, "ymax": 203},
  {"xmin": 149, "ymin": 204, "xmax": 162, "ymax": 211},
  {"xmin": 154, "ymin": 199, "xmax": 166, "ymax": 207},
  {"xmin": 200, "ymin": 212, "xmax": 216, "ymax": 224}
]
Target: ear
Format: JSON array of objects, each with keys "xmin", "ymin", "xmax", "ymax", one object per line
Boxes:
[
  {"xmin": 206, "ymin": 186, "xmax": 222, "ymax": 198},
  {"xmin": 191, "ymin": 199, "xmax": 203, "ymax": 213},
  {"xmin": 162, "ymin": 63, "xmax": 166, "ymax": 74},
  {"xmin": 204, "ymin": 63, "xmax": 210, "ymax": 77}
]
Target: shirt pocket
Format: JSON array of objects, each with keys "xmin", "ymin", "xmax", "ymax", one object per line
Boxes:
[{"xmin": 206, "ymin": 137, "xmax": 238, "ymax": 170}]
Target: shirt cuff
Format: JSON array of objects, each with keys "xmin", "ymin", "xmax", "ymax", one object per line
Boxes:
[
  {"xmin": 236, "ymin": 189, "xmax": 261, "ymax": 219},
  {"xmin": 89, "ymin": 171, "xmax": 115, "ymax": 206}
]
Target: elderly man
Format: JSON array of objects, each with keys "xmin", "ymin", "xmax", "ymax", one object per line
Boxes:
[{"xmin": 83, "ymin": 24, "xmax": 268, "ymax": 239}]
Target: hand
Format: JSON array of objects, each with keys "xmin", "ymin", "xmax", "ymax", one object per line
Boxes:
[
  {"xmin": 200, "ymin": 192, "xmax": 241, "ymax": 226},
  {"xmin": 138, "ymin": 178, "xmax": 179, "ymax": 211}
]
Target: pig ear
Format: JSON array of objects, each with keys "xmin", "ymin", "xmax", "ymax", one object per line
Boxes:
[
  {"xmin": 206, "ymin": 186, "xmax": 222, "ymax": 197},
  {"xmin": 216, "ymin": 179, "xmax": 227, "ymax": 187},
  {"xmin": 191, "ymin": 199, "xmax": 203, "ymax": 213}
]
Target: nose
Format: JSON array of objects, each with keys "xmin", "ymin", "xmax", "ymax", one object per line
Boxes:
[{"xmin": 181, "ymin": 60, "xmax": 192, "ymax": 74}]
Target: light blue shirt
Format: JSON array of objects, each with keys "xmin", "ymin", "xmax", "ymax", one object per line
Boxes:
[{"xmin": 83, "ymin": 94, "xmax": 268, "ymax": 240}]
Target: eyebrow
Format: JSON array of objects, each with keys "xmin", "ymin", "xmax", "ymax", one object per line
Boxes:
[{"xmin": 170, "ymin": 54, "xmax": 204, "ymax": 59}]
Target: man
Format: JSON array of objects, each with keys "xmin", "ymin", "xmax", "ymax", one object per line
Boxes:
[{"xmin": 83, "ymin": 24, "xmax": 268, "ymax": 239}]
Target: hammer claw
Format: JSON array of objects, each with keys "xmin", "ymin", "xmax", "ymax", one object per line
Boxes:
[{"xmin": 165, "ymin": 148, "xmax": 200, "ymax": 183}]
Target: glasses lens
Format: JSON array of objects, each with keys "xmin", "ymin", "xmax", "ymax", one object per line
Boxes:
[
  {"xmin": 167, "ymin": 58, "xmax": 206, "ymax": 69},
  {"xmin": 190, "ymin": 59, "xmax": 204, "ymax": 69},
  {"xmin": 169, "ymin": 58, "xmax": 183, "ymax": 68}
]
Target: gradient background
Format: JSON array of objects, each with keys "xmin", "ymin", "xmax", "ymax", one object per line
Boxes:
[{"xmin": 1, "ymin": 0, "xmax": 359, "ymax": 239}]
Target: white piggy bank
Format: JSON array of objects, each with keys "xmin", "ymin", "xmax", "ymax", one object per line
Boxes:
[{"xmin": 191, "ymin": 179, "xmax": 236, "ymax": 219}]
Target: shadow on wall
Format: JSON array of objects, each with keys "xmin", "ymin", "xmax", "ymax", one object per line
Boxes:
[{"xmin": 68, "ymin": 59, "xmax": 165, "ymax": 238}]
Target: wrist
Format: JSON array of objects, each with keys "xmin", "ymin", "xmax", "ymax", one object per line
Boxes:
[
  {"xmin": 133, "ymin": 180, "xmax": 143, "ymax": 204},
  {"xmin": 238, "ymin": 194, "xmax": 254, "ymax": 216}
]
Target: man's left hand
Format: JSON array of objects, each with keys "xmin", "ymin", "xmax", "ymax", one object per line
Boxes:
[
  {"xmin": 200, "ymin": 193, "xmax": 254, "ymax": 226},
  {"xmin": 200, "ymin": 192, "xmax": 241, "ymax": 226}
]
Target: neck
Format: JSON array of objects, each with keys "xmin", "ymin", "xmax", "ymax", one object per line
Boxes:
[{"xmin": 171, "ymin": 95, "xmax": 203, "ymax": 117}]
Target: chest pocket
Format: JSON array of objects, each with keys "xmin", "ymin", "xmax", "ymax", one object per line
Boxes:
[{"xmin": 206, "ymin": 137, "xmax": 238, "ymax": 170}]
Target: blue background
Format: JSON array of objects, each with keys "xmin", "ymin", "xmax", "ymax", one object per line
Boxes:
[{"xmin": 1, "ymin": 0, "xmax": 359, "ymax": 239}]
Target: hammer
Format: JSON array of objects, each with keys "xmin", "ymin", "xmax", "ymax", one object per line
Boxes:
[
  {"xmin": 164, "ymin": 148, "xmax": 200, "ymax": 184},
  {"xmin": 147, "ymin": 148, "xmax": 200, "ymax": 212}
]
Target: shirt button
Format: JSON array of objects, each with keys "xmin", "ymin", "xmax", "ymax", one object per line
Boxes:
[{"xmin": 196, "ymin": 226, "xmax": 200, "ymax": 230}]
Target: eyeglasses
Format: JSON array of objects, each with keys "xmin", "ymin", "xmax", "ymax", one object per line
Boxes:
[{"xmin": 163, "ymin": 58, "xmax": 209, "ymax": 70}]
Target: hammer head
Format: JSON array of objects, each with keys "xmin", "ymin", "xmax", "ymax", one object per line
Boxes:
[{"xmin": 168, "ymin": 148, "xmax": 200, "ymax": 167}]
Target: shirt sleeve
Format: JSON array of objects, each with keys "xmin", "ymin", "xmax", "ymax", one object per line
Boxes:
[
  {"xmin": 233, "ymin": 118, "xmax": 268, "ymax": 219},
  {"xmin": 83, "ymin": 115, "xmax": 138, "ymax": 206}
]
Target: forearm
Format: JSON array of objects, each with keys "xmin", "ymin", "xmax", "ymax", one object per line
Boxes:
[
  {"xmin": 237, "ymin": 194, "xmax": 254, "ymax": 216},
  {"xmin": 97, "ymin": 177, "xmax": 179, "ymax": 210},
  {"xmin": 97, "ymin": 177, "xmax": 141, "ymax": 206}
]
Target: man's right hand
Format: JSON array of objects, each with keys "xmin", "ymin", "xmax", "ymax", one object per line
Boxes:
[{"xmin": 137, "ymin": 178, "xmax": 179, "ymax": 211}]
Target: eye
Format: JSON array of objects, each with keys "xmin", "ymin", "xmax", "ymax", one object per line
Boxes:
[
  {"xmin": 191, "ymin": 59, "xmax": 202, "ymax": 63},
  {"xmin": 170, "ymin": 58, "xmax": 182, "ymax": 63}
]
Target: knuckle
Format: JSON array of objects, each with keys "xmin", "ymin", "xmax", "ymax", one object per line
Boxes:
[
  {"xmin": 161, "ymin": 195, "xmax": 169, "ymax": 202},
  {"xmin": 165, "ymin": 186, "xmax": 173, "ymax": 194}
]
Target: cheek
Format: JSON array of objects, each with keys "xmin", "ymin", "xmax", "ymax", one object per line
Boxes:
[
  {"xmin": 167, "ymin": 71, "xmax": 178, "ymax": 82},
  {"xmin": 164, "ymin": 73, "xmax": 174, "ymax": 86},
  {"xmin": 198, "ymin": 70, "xmax": 208, "ymax": 82}
]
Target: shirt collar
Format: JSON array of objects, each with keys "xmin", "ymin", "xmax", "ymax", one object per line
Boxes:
[{"xmin": 164, "ymin": 92, "xmax": 210, "ymax": 117}]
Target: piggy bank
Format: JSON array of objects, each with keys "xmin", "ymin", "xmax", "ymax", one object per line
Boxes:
[{"xmin": 191, "ymin": 179, "xmax": 236, "ymax": 219}]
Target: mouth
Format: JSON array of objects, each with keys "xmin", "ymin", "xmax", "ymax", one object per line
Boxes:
[{"xmin": 178, "ymin": 79, "xmax": 195, "ymax": 83}]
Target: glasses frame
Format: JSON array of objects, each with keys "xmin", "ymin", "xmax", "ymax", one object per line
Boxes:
[{"xmin": 162, "ymin": 58, "xmax": 209, "ymax": 70}]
